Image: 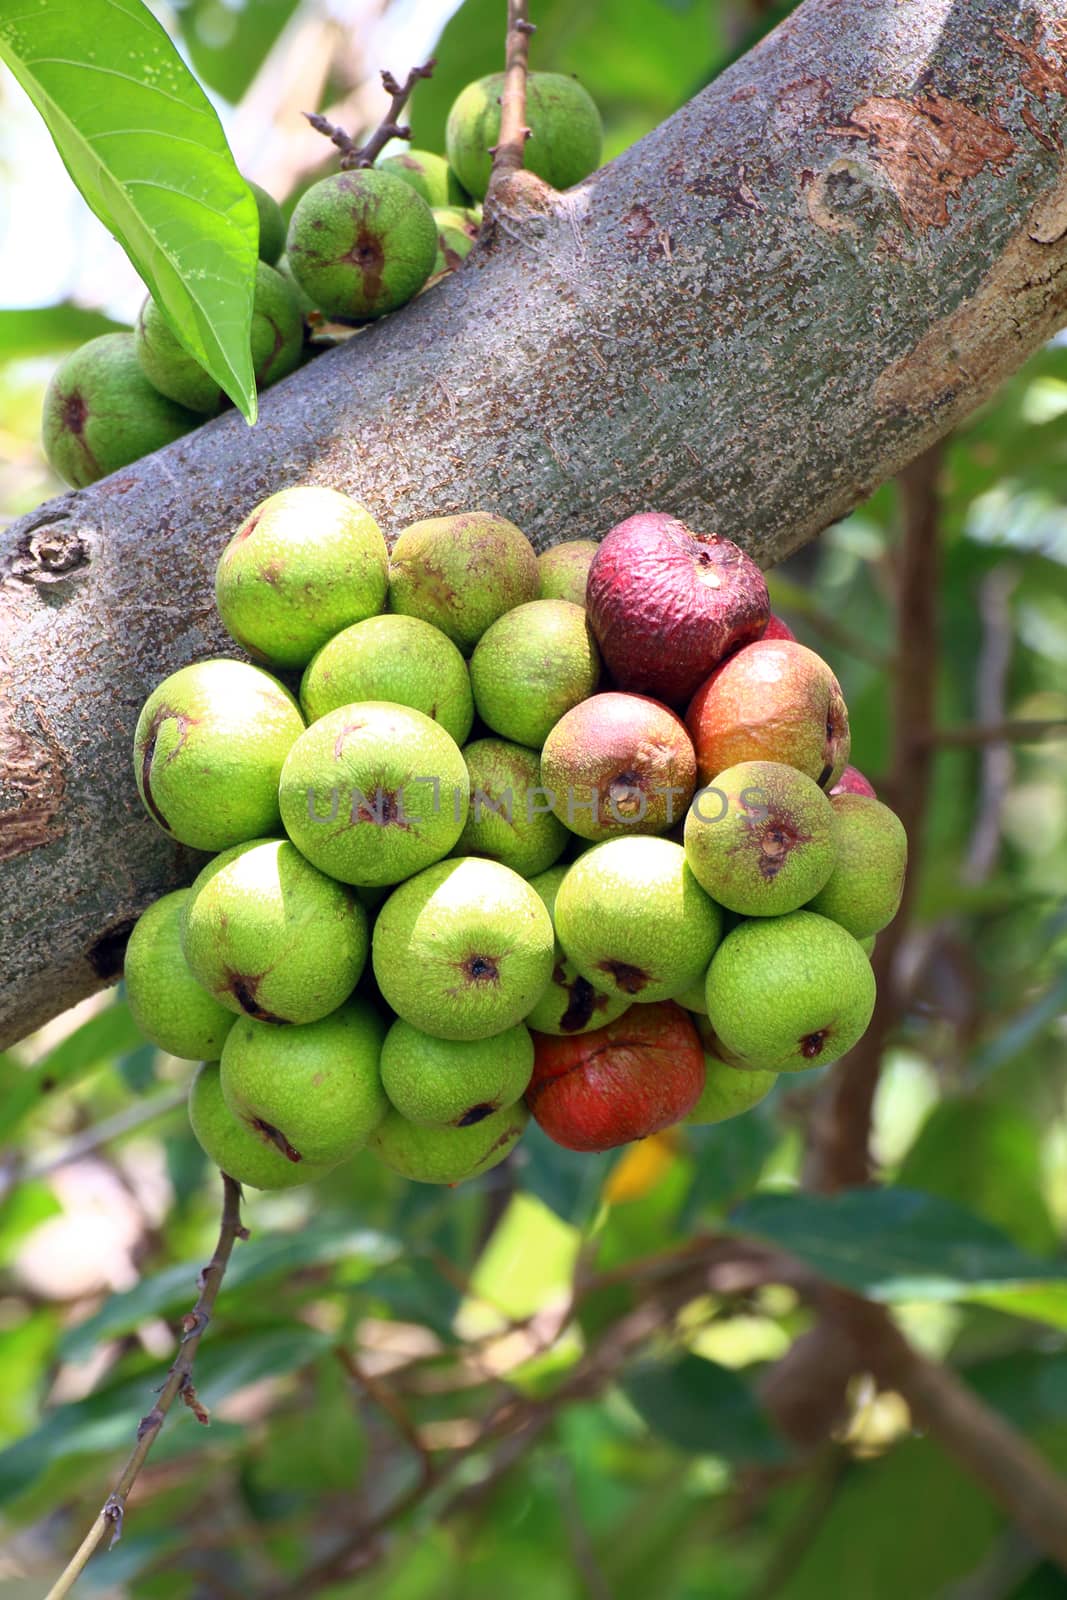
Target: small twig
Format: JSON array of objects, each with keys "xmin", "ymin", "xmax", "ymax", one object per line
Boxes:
[
  {"xmin": 44, "ymin": 1175, "xmax": 246, "ymax": 1600},
  {"xmin": 0, "ymin": 1086, "xmax": 188, "ymax": 1207},
  {"xmin": 922, "ymin": 717, "xmax": 1067, "ymax": 748},
  {"xmin": 336, "ymin": 1346, "xmax": 435, "ymax": 1487},
  {"xmin": 488, "ymin": 1, "xmax": 536, "ymax": 193},
  {"xmin": 303, "ymin": 59, "xmax": 435, "ymax": 170}
]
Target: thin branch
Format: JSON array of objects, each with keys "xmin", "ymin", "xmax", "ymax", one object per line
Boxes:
[
  {"xmin": 44, "ymin": 1175, "xmax": 246, "ymax": 1600},
  {"xmin": 0, "ymin": 1086, "xmax": 188, "ymax": 1207},
  {"xmin": 336, "ymin": 1346, "xmax": 436, "ymax": 1488},
  {"xmin": 961, "ymin": 568, "xmax": 1020, "ymax": 886},
  {"xmin": 923, "ymin": 717, "xmax": 1067, "ymax": 748},
  {"xmin": 303, "ymin": 59, "xmax": 435, "ymax": 170},
  {"xmin": 488, "ymin": 0, "xmax": 536, "ymax": 191},
  {"xmin": 805, "ymin": 439, "xmax": 945, "ymax": 1191}
]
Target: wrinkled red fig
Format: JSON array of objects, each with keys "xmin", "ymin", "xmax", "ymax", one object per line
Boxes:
[{"xmin": 585, "ymin": 512, "xmax": 769, "ymax": 707}]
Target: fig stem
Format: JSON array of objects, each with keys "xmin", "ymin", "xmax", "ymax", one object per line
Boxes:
[{"xmin": 487, "ymin": 0, "xmax": 536, "ymax": 191}]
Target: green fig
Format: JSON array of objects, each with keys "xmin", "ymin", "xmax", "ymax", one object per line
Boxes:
[
  {"xmin": 189, "ymin": 1063, "xmax": 336, "ymax": 1190},
  {"xmin": 286, "ymin": 169, "xmax": 437, "ymax": 320},
  {"xmin": 686, "ymin": 1052, "xmax": 777, "ymax": 1124},
  {"xmin": 380, "ymin": 1017, "xmax": 533, "ymax": 1127},
  {"xmin": 524, "ymin": 865, "xmax": 632, "ymax": 1036},
  {"xmin": 221, "ymin": 1000, "xmax": 388, "ymax": 1166},
  {"xmin": 372, "ymin": 857, "xmax": 554, "ymax": 1041},
  {"xmin": 215, "ymin": 486, "xmax": 388, "ymax": 669},
  {"xmin": 388, "ymin": 511, "xmax": 540, "ymax": 654},
  {"xmin": 806, "ymin": 794, "xmax": 907, "ymax": 937},
  {"xmin": 123, "ymin": 890, "xmax": 235, "ymax": 1060},
  {"xmin": 181, "ymin": 838, "xmax": 367, "ymax": 1023},
  {"xmin": 705, "ymin": 911, "xmax": 876, "ymax": 1072},
  {"xmin": 377, "ymin": 148, "xmax": 467, "ymax": 208},
  {"xmin": 278, "ymin": 702, "xmax": 469, "ymax": 886},
  {"xmin": 247, "ymin": 178, "xmax": 286, "ymax": 264},
  {"xmin": 42, "ymin": 333, "xmax": 198, "ymax": 488},
  {"xmin": 369, "ymin": 1101, "xmax": 528, "ymax": 1184},
  {"xmin": 470, "ymin": 599, "xmax": 600, "ymax": 749},
  {"xmin": 300, "ymin": 613, "xmax": 473, "ymax": 745},
  {"xmin": 554, "ymin": 837, "xmax": 722, "ymax": 1005},
  {"xmin": 456, "ymin": 738, "xmax": 569, "ymax": 877},
  {"xmin": 538, "ymin": 539, "xmax": 598, "ymax": 605},
  {"xmin": 133, "ymin": 658, "xmax": 304, "ymax": 852}
]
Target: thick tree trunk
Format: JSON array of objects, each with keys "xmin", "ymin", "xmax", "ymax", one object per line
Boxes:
[{"xmin": 2, "ymin": 0, "xmax": 1067, "ymax": 1046}]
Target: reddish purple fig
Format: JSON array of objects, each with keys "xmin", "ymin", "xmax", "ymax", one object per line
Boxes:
[
  {"xmin": 831, "ymin": 765, "xmax": 877, "ymax": 799},
  {"xmin": 585, "ymin": 513, "xmax": 769, "ymax": 707}
]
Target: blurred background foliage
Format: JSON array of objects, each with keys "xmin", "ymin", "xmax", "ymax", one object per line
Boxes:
[{"xmin": 2, "ymin": 0, "xmax": 1067, "ymax": 1596}]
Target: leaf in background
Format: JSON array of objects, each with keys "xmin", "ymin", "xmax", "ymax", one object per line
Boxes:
[
  {"xmin": 680, "ymin": 1112, "xmax": 778, "ymax": 1227},
  {"xmin": 175, "ymin": 0, "xmax": 300, "ymax": 106},
  {"xmin": 60, "ymin": 1218, "xmax": 400, "ymax": 1362},
  {"xmin": 0, "ymin": 0, "xmax": 258, "ymax": 418},
  {"xmin": 0, "ymin": 1000, "xmax": 142, "ymax": 1144},
  {"xmin": 517, "ymin": 1122, "xmax": 618, "ymax": 1227},
  {"xmin": 970, "ymin": 969, "xmax": 1067, "ymax": 1080},
  {"xmin": 0, "ymin": 305, "xmax": 128, "ymax": 359},
  {"xmin": 730, "ymin": 1188, "xmax": 1067, "ymax": 1315},
  {"xmin": 621, "ymin": 1353, "xmax": 786, "ymax": 1463},
  {"xmin": 896, "ymin": 1100, "xmax": 1058, "ymax": 1254}
]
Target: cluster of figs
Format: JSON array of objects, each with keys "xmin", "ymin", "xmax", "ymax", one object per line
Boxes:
[
  {"xmin": 122, "ymin": 493, "xmax": 906, "ymax": 1190},
  {"xmin": 40, "ymin": 70, "xmax": 603, "ymax": 490}
]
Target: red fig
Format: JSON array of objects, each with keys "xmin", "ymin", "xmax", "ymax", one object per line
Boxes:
[
  {"xmin": 687, "ymin": 639, "xmax": 850, "ymax": 790},
  {"xmin": 586, "ymin": 513, "xmax": 769, "ymax": 707},
  {"xmin": 540, "ymin": 691, "xmax": 696, "ymax": 841},
  {"xmin": 762, "ymin": 614, "xmax": 796, "ymax": 642},
  {"xmin": 831, "ymin": 764, "xmax": 877, "ymax": 799},
  {"xmin": 526, "ymin": 1001, "xmax": 705, "ymax": 1151}
]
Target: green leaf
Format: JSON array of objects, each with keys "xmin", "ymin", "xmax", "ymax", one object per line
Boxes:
[
  {"xmin": 518, "ymin": 1122, "xmax": 618, "ymax": 1226},
  {"xmin": 0, "ymin": 0, "xmax": 258, "ymax": 419},
  {"xmin": 0, "ymin": 304, "xmax": 127, "ymax": 359},
  {"xmin": 729, "ymin": 1188, "xmax": 1067, "ymax": 1310},
  {"xmin": 0, "ymin": 1000, "xmax": 142, "ymax": 1143},
  {"xmin": 176, "ymin": 0, "xmax": 301, "ymax": 106},
  {"xmin": 621, "ymin": 1353, "xmax": 785, "ymax": 1463},
  {"xmin": 60, "ymin": 1218, "xmax": 400, "ymax": 1362},
  {"xmin": 896, "ymin": 1100, "xmax": 1058, "ymax": 1254}
]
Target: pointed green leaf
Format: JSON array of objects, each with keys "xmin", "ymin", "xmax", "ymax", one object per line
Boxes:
[{"xmin": 0, "ymin": 0, "xmax": 258, "ymax": 418}]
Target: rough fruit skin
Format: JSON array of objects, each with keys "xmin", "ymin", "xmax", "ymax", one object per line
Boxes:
[
  {"xmin": 372, "ymin": 857, "xmax": 554, "ymax": 1041},
  {"xmin": 133, "ymin": 659, "xmax": 304, "ymax": 851},
  {"xmin": 762, "ymin": 614, "xmax": 797, "ymax": 642},
  {"xmin": 42, "ymin": 333, "xmax": 198, "ymax": 488},
  {"xmin": 831, "ymin": 765, "xmax": 877, "ymax": 799},
  {"xmin": 248, "ymin": 180, "xmax": 286, "ymax": 264},
  {"xmin": 380, "ymin": 1018, "xmax": 533, "ymax": 1126},
  {"xmin": 370, "ymin": 1101, "xmax": 528, "ymax": 1184},
  {"xmin": 540, "ymin": 692, "xmax": 696, "ymax": 841},
  {"xmin": 215, "ymin": 486, "xmax": 388, "ymax": 669},
  {"xmin": 554, "ymin": 837, "xmax": 723, "ymax": 1004},
  {"xmin": 806, "ymin": 794, "xmax": 907, "ymax": 937},
  {"xmin": 683, "ymin": 760, "xmax": 837, "ymax": 916},
  {"xmin": 524, "ymin": 866, "xmax": 633, "ymax": 1036},
  {"xmin": 470, "ymin": 599, "xmax": 601, "ymax": 749},
  {"xmin": 586, "ymin": 514, "xmax": 770, "ymax": 708},
  {"xmin": 446, "ymin": 71, "xmax": 603, "ymax": 199},
  {"xmin": 378, "ymin": 148, "xmax": 466, "ymax": 208},
  {"xmin": 136, "ymin": 262, "xmax": 304, "ymax": 414},
  {"xmin": 538, "ymin": 539, "xmax": 599, "ymax": 605},
  {"xmin": 705, "ymin": 911, "xmax": 876, "ymax": 1072},
  {"xmin": 526, "ymin": 1002, "xmax": 705, "ymax": 1152},
  {"xmin": 686, "ymin": 1053, "xmax": 777, "ymax": 1124},
  {"xmin": 189, "ymin": 1063, "xmax": 334, "ymax": 1190},
  {"xmin": 687, "ymin": 639, "xmax": 850, "ymax": 790},
  {"xmin": 221, "ymin": 1001, "xmax": 388, "ymax": 1166},
  {"xmin": 124, "ymin": 890, "xmax": 235, "ymax": 1060},
  {"xmin": 301, "ymin": 613, "xmax": 473, "ymax": 745},
  {"xmin": 181, "ymin": 838, "xmax": 367, "ymax": 1023},
  {"xmin": 456, "ymin": 738, "xmax": 569, "ymax": 877},
  {"xmin": 286, "ymin": 169, "xmax": 437, "ymax": 319},
  {"xmin": 279, "ymin": 702, "xmax": 469, "ymax": 887},
  {"xmin": 388, "ymin": 512, "xmax": 540, "ymax": 654}
]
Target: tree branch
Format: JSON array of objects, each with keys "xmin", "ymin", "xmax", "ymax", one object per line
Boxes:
[
  {"xmin": 5, "ymin": 0, "xmax": 1067, "ymax": 1047},
  {"xmin": 303, "ymin": 59, "xmax": 436, "ymax": 169},
  {"xmin": 44, "ymin": 1175, "xmax": 246, "ymax": 1600},
  {"xmin": 923, "ymin": 717, "xmax": 1067, "ymax": 747},
  {"xmin": 806, "ymin": 440, "xmax": 944, "ymax": 1191}
]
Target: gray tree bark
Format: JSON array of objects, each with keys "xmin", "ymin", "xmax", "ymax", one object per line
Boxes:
[{"xmin": 2, "ymin": 0, "xmax": 1067, "ymax": 1047}]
